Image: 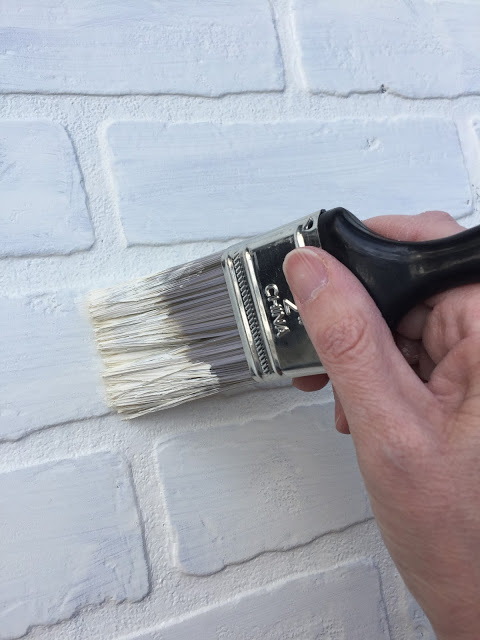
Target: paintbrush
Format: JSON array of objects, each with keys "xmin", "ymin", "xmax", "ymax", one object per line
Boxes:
[{"xmin": 88, "ymin": 207, "xmax": 480, "ymax": 418}]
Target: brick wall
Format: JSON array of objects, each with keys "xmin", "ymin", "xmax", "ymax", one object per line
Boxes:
[{"xmin": 1, "ymin": 1, "xmax": 479, "ymax": 638}]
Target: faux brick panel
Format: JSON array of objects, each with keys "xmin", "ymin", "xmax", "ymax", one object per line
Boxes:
[
  {"xmin": 107, "ymin": 119, "xmax": 471, "ymax": 245},
  {"xmin": 474, "ymin": 119, "xmax": 480, "ymax": 143},
  {"xmin": 0, "ymin": 1, "xmax": 283, "ymax": 95},
  {"xmin": 156, "ymin": 403, "xmax": 370, "ymax": 575},
  {"xmin": 294, "ymin": 0, "xmax": 480, "ymax": 97},
  {"xmin": 127, "ymin": 561, "xmax": 389, "ymax": 640},
  {"xmin": 0, "ymin": 453, "xmax": 149, "ymax": 640},
  {"xmin": 0, "ymin": 293, "xmax": 107, "ymax": 440},
  {"xmin": 407, "ymin": 593, "xmax": 436, "ymax": 640},
  {"xmin": 0, "ymin": 121, "xmax": 93, "ymax": 257}
]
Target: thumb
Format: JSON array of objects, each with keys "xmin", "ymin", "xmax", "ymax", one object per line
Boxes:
[{"xmin": 283, "ymin": 247, "xmax": 429, "ymax": 434}]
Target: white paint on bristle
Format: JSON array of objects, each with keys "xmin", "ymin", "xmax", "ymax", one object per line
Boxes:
[{"xmin": 88, "ymin": 253, "xmax": 252, "ymax": 417}]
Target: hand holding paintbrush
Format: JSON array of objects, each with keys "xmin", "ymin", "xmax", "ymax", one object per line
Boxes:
[
  {"xmin": 89, "ymin": 206, "xmax": 480, "ymax": 417},
  {"xmin": 284, "ymin": 210, "xmax": 480, "ymax": 640},
  {"xmin": 89, "ymin": 208, "xmax": 480, "ymax": 637}
]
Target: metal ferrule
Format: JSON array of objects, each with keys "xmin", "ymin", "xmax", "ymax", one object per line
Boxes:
[{"xmin": 221, "ymin": 210, "xmax": 327, "ymax": 382}]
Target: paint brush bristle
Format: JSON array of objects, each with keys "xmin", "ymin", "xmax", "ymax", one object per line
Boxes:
[{"xmin": 88, "ymin": 253, "xmax": 252, "ymax": 417}]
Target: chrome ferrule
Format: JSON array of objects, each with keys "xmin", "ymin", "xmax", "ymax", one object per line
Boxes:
[{"xmin": 221, "ymin": 210, "xmax": 327, "ymax": 382}]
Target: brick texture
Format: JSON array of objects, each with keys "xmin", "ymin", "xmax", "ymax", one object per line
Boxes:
[
  {"xmin": 407, "ymin": 593, "xmax": 436, "ymax": 640},
  {"xmin": 0, "ymin": 293, "xmax": 107, "ymax": 440},
  {"xmin": 0, "ymin": 453, "xmax": 149, "ymax": 640},
  {"xmin": 156, "ymin": 403, "xmax": 370, "ymax": 575},
  {"xmin": 126, "ymin": 561, "xmax": 389, "ymax": 640},
  {"xmin": 294, "ymin": 0, "xmax": 480, "ymax": 97},
  {"xmin": 0, "ymin": 122, "xmax": 93, "ymax": 257},
  {"xmin": 107, "ymin": 119, "xmax": 471, "ymax": 245},
  {"xmin": 0, "ymin": 1, "xmax": 283, "ymax": 95}
]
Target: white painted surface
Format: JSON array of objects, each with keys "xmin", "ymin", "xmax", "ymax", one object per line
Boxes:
[
  {"xmin": 107, "ymin": 119, "xmax": 471, "ymax": 245},
  {"xmin": 0, "ymin": 121, "xmax": 93, "ymax": 257},
  {"xmin": 125, "ymin": 561, "xmax": 389, "ymax": 640},
  {"xmin": 0, "ymin": 453, "xmax": 149, "ymax": 640},
  {"xmin": 294, "ymin": 0, "xmax": 480, "ymax": 97},
  {"xmin": 406, "ymin": 593, "xmax": 436, "ymax": 640},
  {"xmin": 156, "ymin": 403, "xmax": 370, "ymax": 575},
  {"xmin": 0, "ymin": 1, "xmax": 283, "ymax": 96},
  {"xmin": 1, "ymin": 0, "xmax": 479, "ymax": 638},
  {"xmin": 0, "ymin": 293, "xmax": 107, "ymax": 440}
]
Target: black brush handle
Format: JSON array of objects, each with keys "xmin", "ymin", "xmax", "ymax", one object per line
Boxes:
[{"xmin": 317, "ymin": 207, "xmax": 480, "ymax": 329}]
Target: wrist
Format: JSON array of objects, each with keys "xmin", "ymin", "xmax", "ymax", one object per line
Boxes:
[{"xmin": 433, "ymin": 615, "xmax": 480, "ymax": 640}]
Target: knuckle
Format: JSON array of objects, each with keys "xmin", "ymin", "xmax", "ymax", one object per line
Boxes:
[
  {"xmin": 420, "ymin": 209, "xmax": 455, "ymax": 223},
  {"xmin": 428, "ymin": 291, "xmax": 480, "ymax": 352},
  {"xmin": 419, "ymin": 211, "xmax": 460, "ymax": 226},
  {"xmin": 317, "ymin": 313, "xmax": 370, "ymax": 362},
  {"xmin": 373, "ymin": 420, "xmax": 433, "ymax": 478},
  {"xmin": 410, "ymin": 211, "xmax": 462, "ymax": 242}
]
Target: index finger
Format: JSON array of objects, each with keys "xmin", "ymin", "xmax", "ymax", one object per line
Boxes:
[{"xmin": 366, "ymin": 210, "xmax": 464, "ymax": 242}]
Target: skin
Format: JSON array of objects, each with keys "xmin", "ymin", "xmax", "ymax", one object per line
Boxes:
[{"xmin": 283, "ymin": 211, "xmax": 480, "ymax": 640}]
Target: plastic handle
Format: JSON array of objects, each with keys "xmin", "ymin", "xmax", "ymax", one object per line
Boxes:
[{"xmin": 317, "ymin": 208, "xmax": 480, "ymax": 329}]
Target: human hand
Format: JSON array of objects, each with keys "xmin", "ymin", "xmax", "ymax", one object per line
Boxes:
[{"xmin": 283, "ymin": 211, "xmax": 480, "ymax": 640}]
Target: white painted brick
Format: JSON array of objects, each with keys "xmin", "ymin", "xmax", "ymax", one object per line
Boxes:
[
  {"xmin": 156, "ymin": 403, "xmax": 370, "ymax": 575},
  {"xmin": 407, "ymin": 594, "xmax": 436, "ymax": 640},
  {"xmin": 0, "ymin": 121, "xmax": 93, "ymax": 257},
  {"xmin": 126, "ymin": 561, "xmax": 389, "ymax": 640},
  {"xmin": 294, "ymin": 0, "xmax": 480, "ymax": 97},
  {"xmin": 474, "ymin": 118, "xmax": 480, "ymax": 144},
  {"xmin": 0, "ymin": 293, "xmax": 107, "ymax": 440},
  {"xmin": 107, "ymin": 119, "xmax": 471, "ymax": 245},
  {"xmin": 0, "ymin": 453, "xmax": 149, "ymax": 640},
  {"xmin": 0, "ymin": 1, "xmax": 283, "ymax": 95}
]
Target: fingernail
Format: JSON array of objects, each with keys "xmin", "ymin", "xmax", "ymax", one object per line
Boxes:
[{"xmin": 283, "ymin": 248, "xmax": 329, "ymax": 304}]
